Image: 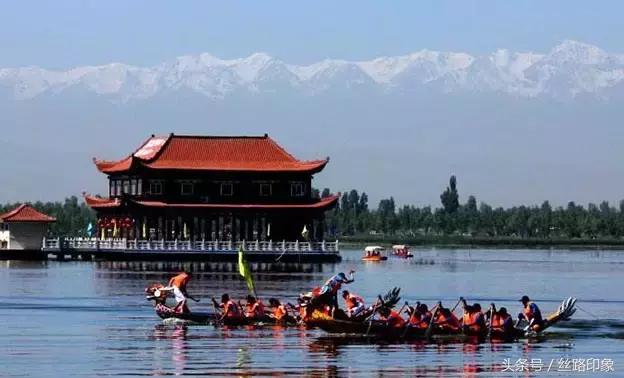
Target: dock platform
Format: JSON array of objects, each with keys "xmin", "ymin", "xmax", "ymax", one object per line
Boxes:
[{"xmin": 42, "ymin": 238, "xmax": 341, "ymax": 263}]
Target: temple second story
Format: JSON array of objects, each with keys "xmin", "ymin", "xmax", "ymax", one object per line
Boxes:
[
  {"xmin": 85, "ymin": 133, "xmax": 338, "ymax": 241},
  {"xmin": 93, "ymin": 134, "xmax": 329, "ymax": 204}
]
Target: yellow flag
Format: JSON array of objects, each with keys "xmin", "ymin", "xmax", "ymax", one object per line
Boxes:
[{"xmin": 238, "ymin": 246, "xmax": 256, "ymax": 296}]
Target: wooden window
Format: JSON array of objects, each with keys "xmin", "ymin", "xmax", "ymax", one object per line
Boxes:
[
  {"xmin": 122, "ymin": 180, "xmax": 130, "ymax": 194},
  {"xmin": 115, "ymin": 180, "xmax": 122, "ymax": 197},
  {"xmin": 181, "ymin": 182, "xmax": 194, "ymax": 196},
  {"xmin": 220, "ymin": 183, "xmax": 233, "ymax": 196},
  {"xmin": 259, "ymin": 183, "xmax": 272, "ymax": 197},
  {"xmin": 149, "ymin": 181, "xmax": 163, "ymax": 195},
  {"xmin": 291, "ymin": 182, "xmax": 305, "ymax": 197},
  {"xmin": 130, "ymin": 179, "xmax": 137, "ymax": 195},
  {"xmin": 109, "ymin": 180, "xmax": 115, "ymax": 197},
  {"xmin": 137, "ymin": 180, "xmax": 142, "ymax": 195}
]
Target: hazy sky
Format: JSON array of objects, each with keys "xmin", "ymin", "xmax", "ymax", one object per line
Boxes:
[{"xmin": 1, "ymin": 1, "xmax": 622, "ymax": 68}]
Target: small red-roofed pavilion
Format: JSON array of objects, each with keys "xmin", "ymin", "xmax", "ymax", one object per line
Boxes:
[
  {"xmin": 0, "ymin": 204, "xmax": 56, "ymax": 250},
  {"xmin": 85, "ymin": 133, "xmax": 338, "ymax": 241}
]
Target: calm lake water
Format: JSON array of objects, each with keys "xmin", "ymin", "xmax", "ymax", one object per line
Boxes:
[{"xmin": 1, "ymin": 248, "xmax": 623, "ymax": 377}]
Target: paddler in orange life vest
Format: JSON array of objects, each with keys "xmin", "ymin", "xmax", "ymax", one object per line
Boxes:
[
  {"xmin": 489, "ymin": 303, "xmax": 513, "ymax": 334},
  {"xmin": 518, "ymin": 295, "xmax": 544, "ymax": 332},
  {"xmin": 166, "ymin": 271, "xmax": 198, "ymax": 313},
  {"xmin": 407, "ymin": 303, "xmax": 433, "ymax": 330},
  {"xmin": 342, "ymin": 290, "xmax": 366, "ymax": 318},
  {"xmin": 268, "ymin": 298, "xmax": 294, "ymax": 323},
  {"xmin": 434, "ymin": 304, "xmax": 461, "ymax": 333},
  {"xmin": 378, "ymin": 306, "xmax": 407, "ymax": 328},
  {"xmin": 212, "ymin": 293, "xmax": 241, "ymax": 320},
  {"xmin": 460, "ymin": 298, "xmax": 486, "ymax": 334},
  {"xmin": 244, "ymin": 295, "xmax": 265, "ymax": 320}
]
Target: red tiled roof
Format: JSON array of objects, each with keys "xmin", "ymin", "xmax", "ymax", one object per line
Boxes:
[
  {"xmin": 84, "ymin": 194, "xmax": 339, "ymax": 210},
  {"xmin": 94, "ymin": 134, "xmax": 329, "ymax": 174},
  {"xmin": 0, "ymin": 204, "xmax": 56, "ymax": 223}
]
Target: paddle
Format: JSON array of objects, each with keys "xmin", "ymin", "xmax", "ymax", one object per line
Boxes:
[
  {"xmin": 364, "ymin": 296, "xmax": 382, "ymax": 337},
  {"xmin": 450, "ymin": 298, "xmax": 462, "ymax": 313},
  {"xmin": 424, "ymin": 302, "xmax": 440, "ymax": 339},
  {"xmin": 487, "ymin": 303, "xmax": 495, "ymax": 338},
  {"xmin": 211, "ymin": 297, "xmax": 223, "ymax": 326}
]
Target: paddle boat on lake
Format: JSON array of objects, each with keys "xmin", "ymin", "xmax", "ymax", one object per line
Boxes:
[
  {"xmin": 362, "ymin": 246, "xmax": 388, "ymax": 261},
  {"xmin": 391, "ymin": 244, "xmax": 413, "ymax": 258}
]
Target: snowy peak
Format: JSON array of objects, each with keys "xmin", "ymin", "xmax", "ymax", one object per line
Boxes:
[{"xmin": 1, "ymin": 40, "xmax": 623, "ymax": 101}]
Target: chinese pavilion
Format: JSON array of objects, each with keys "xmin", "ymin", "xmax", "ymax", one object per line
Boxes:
[{"xmin": 84, "ymin": 134, "xmax": 338, "ymax": 242}]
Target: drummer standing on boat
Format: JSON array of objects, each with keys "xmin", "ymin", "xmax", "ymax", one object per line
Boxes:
[{"xmin": 166, "ymin": 271, "xmax": 197, "ymax": 313}]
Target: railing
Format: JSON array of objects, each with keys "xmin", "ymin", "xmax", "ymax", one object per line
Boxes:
[{"xmin": 42, "ymin": 237, "xmax": 339, "ymax": 254}]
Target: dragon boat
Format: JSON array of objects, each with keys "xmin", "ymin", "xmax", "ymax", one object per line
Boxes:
[
  {"xmin": 306, "ymin": 293, "xmax": 577, "ymax": 341},
  {"xmin": 145, "ymin": 283, "xmax": 297, "ymax": 326}
]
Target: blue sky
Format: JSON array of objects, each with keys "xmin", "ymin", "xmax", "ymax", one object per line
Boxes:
[{"xmin": 1, "ymin": 0, "xmax": 622, "ymax": 68}]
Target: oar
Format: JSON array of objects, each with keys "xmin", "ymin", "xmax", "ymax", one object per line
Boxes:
[
  {"xmin": 424, "ymin": 302, "xmax": 440, "ymax": 339},
  {"xmin": 211, "ymin": 298, "xmax": 223, "ymax": 327},
  {"xmin": 451, "ymin": 297, "xmax": 462, "ymax": 313},
  {"xmin": 364, "ymin": 297, "xmax": 382, "ymax": 337},
  {"xmin": 487, "ymin": 304, "xmax": 495, "ymax": 338}
]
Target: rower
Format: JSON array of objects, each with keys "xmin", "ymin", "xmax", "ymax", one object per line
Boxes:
[
  {"xmin": 460, "ymin": 298, "xmax": 486, "ymax": 334},
  {"xmin": 342, "ymin": 290, "xmax": 366, "ymax": 318},
  {"xmin": 166, "ymin": 271, "xmax": 197, "ymax": 313},
  {"xmin": 434, "ymin": 305, "xmax": 461, "ymax": 333},
  {"xmin": 407, "ymin": 303, "xmax": 432, "ymax": 329},
  {"xmin": 269, "ymin": 298, "xmax": 294, "ymax": 323},
  {"xmin": 244, "ymin": 295, "xmax": 265, "ymax": 320},
  {"xmin": 378, "ymin": 307, "xmax": 406, "ymax": 328},
  {"xmin": 317, "ymin": 270, "xmax": 355, "ymax": 316},
  {"xmin": 212, "ymin": 293, "xmax": 241, "ymax": 320},
  {"xmin": 518, "ymin": 295, "xmax": 544, "ymax": 332},
  {"xmin": 490, "ymin": 303, "xmax": 513, "ymax": 334}
]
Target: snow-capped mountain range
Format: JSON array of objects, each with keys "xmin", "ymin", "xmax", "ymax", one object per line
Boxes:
[{"xmin": 1, "ymin": 40, "xmax": 623, "ymax": 101}]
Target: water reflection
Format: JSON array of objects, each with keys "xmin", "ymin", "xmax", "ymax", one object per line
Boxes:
[{"xmin": 1, "ymin": 249, "xmax": 623, "ymax": 376}]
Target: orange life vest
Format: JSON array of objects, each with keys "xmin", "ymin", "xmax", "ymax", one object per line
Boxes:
[
  {"xmin": 169, "ymin": 272, "xmax": 190, "ymax": 289},
  {"xmin": 409, "ymin": 311, "xmax": 431, "ymax": 329},
  {"xmin": 491, "ymin": 313, "xmax": 511, "ymax": 331},
  {"xmin": 224, "ymin": 300, "xmax": 240, "ymax": 318},
  {"xmin": 435, "ymin": 311, "xmax": 461, "ymax": 331},
  {"xmin": 345, "ymin": 294, "xmax": 363, "ymax": 310},
  {"xmin": 462, "ymin": 311, "xmax": 484, "ymax": 332},
  {"xmin": 274, "ymin": 304, "xmax": 288, "ymax": 320},
  {"xmin": 245, "ymin": 301, "xmax": 264, "ymax": 318},
  {"xmin": 382, "ymin": 310, "xmax": 406, "ymax": 328}
]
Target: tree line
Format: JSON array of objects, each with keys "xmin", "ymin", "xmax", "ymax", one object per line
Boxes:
[
  {"xmin": 4, "ymin": 177, "xmax": 624, "ymax": 241},
  {"xmin": 318, "ymin": 176, "xmax": 624, "ymax": 240}
]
